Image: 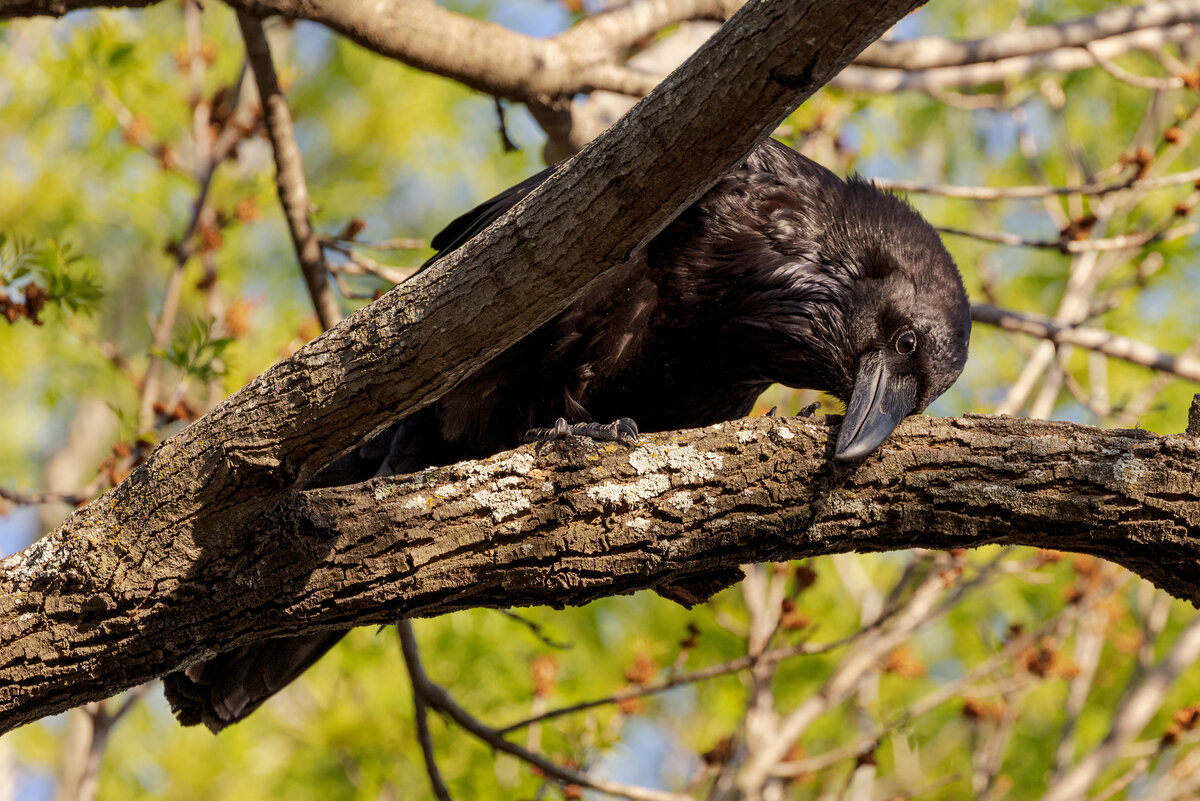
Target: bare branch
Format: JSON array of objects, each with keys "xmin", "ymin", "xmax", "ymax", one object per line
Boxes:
[
  {"xmin": 835, "ymin": 23, "xmax": 1200, "ymax": 93},
  {"xmin": 971, "ymin": 303, "xmax": 1200, "ymax": 383},
  {"xmin": 0, "ymin": 487, "xmax": 88, "ymax": 507},
  {"xmin": 398, "ymin": 623, "xmax": 453, "ymax": 801},
  {"xmin": 137, "ymin": 1, "xmax": 230, "ymax": 430},
  {"xmin": 237, "ymin": 11, "xmax": 342, "ymax": 331},
  {"xmin": 854, "ymin": 1, "xmax": 1200, "ymax": 70},
  {"xmin": 400, "ymin": 620, "xmax": 691, "ymax": 801},
  {"xmin": 321, "ymin": 238, "xmax": 418, "ymax": 285},
  {"xmin": 6, "ymin": 412, "xmax": 1200, "ymax": 733},
  {"xmin": 1085, "ymin": 41, "xmax": 1187, "ymax": 90},
  {"xmin": 872, "ymin": 166, "xmax": 1200, "ymax": 200},
  {"xmin": 499, "ymin": 638, "xmax": 861, "ymax": 736},
  {"xmin": 938, "ymin": 220, "xmax": 1198, "ymax": 253},
  {"xmin": 735, "ymin": 567, "xmax": 954, "ymax": 795}
]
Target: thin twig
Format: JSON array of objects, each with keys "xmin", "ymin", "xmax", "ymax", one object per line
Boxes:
[
  {"xmin": 398, "ymin": 622, "xmax": 453, "ymax": 801},
  {"xmin": 399, "ymin": 622, "xmax": 692, "ymax": 801},
  {"xmin": 937, "ymin": 220, "xmax": 1198, "ymax": 253},
  {"xmin": 873, "ymin": 165, "xmax": 1200, "ymax": 200},
  {"xmin": 771, "ymin": 593, "xmax": 1087, "ymax": 778},
  {"xmin": 237, "ymin": 11, "xmax": 342, "ymax": 331},
  {"xmin": 835, "ymin": 22, "xmax": 1200, "ymax": 93},
  {"xmin": 1085, "ymin": 41, "xmax": 1187, "ymax": 90},
  {"xmin": 324, "ymin": 236, "xmax": 427, "ymax": 251},
  {"xmin": 971, "ymin": 302, "xmax": 1200, "ymax": 383},
  {"xmin": 137, "ymin": 0, "xmax": 217, "ymax": 431},
  {"xmin": 321, "ymin": 238, "xmax": 419, "ymax": 284},
  {"xmin": 736, "ymin": 566, "xmax": 958, "ymax": 795},
  {"xmin": 496, "ymin": 610, "xmax": 573, "ymax": 651},
  {"xmin": 69, "ymin": 685, "xmax": 148, "ymax": 801},
  {"xmin": 0, "ymin": 487, "xmax": 88, "ymax": 507},
  {"xmin": 854, "ymin": 2, "xmax": 1200, "ymax": 71}
]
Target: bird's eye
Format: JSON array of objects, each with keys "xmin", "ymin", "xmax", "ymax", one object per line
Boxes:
[{"xmin": 895, "ymin": 330, "xmax": 918, "ymax": 355}]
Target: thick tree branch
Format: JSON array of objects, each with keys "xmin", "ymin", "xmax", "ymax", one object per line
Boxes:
[
  {"xmin": 9, "ymin": 1, "xmax": 1197, "ymax": 102},
  {"xmin": 4, "ymin": 413, "xmax": 1200, "ymax": 733}
]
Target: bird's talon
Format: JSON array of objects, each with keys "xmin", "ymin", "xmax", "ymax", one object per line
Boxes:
[
  {"xmin": 525, "ymin": 417, "xmax": 640, "ymax": 451},
  {"xmin": 798, "ymin": 401, "xmax": 821, "ymax": 418}
]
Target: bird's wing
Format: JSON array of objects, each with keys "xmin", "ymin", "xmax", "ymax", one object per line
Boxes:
[{"xmin": 423, "ymin": 165, "xmax": 556, "ymax": 266}]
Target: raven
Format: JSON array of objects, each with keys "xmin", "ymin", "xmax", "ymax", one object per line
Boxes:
[{"xmin": 163, "ymin": 139, "xmax": 971, "ymax": 731}]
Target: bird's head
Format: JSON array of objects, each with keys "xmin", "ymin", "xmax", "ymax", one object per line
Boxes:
[
  {"xmin": 815, "ymin": 180, "xmax": 971, "ymax": 460},
  {"xmin": 722, "ymin": 160, "xmax": 970, "ymax": 461}
]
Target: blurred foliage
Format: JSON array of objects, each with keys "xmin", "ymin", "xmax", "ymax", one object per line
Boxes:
[{"xmin": 3, "ymin": 0, "xmax": 1200, "ymax": 800}]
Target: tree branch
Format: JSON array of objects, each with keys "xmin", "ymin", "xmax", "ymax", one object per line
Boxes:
[
  {"xmin": 237, "ymin": 10, "xmax": 343, "ymax": 331},
  {"xmin": 853, "ymin": 0, "xmax": 1200, "ymax": 70},
  {"xmin": 400, "ymin": 619, "xmax": 688, "ymax": 801},
  {"xmin": 971, "ymin": 303, "xmax": 1200, "ymax": 383},
  {"xmin": 5, "ymin": 411, "xmax": 1200, "ymax": 733},
  {"xmin": 872, "ymin": 166, "xmax": 1200, "ymax": 201},
  {"xmin": 835, "ymin": 23, "xmax": 1200, "ymax": 94}
]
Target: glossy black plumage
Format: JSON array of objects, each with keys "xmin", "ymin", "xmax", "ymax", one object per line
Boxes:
[{"xmin": 163, "ymin": 139, "xmax": 971, "ymax": 730}]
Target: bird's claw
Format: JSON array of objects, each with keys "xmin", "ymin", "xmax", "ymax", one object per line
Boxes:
[
  {"xmin": 525, "ymin": 417, "xmax": 640, "ymax": 453},
  {"xmin": 797, "ymin": 401, "xmax": 821, "ymax": 418}
]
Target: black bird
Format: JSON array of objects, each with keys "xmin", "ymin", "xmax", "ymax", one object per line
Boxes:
[{"xmin": 163, "ymin": 139, "xmax": 971, "ymax": 730}]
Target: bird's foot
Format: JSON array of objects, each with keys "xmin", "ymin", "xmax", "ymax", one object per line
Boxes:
[
  {"xmin": 797, "ymin": 401, "xmax": 821, "ymax": 418},
  {"xmin": 525, "ymin": 417, "xmax": 640, "ymax": 453}
]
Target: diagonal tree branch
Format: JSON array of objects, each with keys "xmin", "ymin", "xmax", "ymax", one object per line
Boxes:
[
  {"xmin": 400, "ymin": 619, "xmax": 690, "ymax": 801},
  {"xmin": 4, "ymin": 411, "xmax": 1200, "ymax": 733}
]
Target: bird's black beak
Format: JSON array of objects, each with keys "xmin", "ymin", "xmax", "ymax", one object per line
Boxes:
[{"xmin": 834, "ymin": 350, "xmax": 918, "ymax": 461}]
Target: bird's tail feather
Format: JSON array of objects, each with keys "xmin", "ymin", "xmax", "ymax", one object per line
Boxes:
[{"xmin": 162, "ymin": 631, "xmax": 346, "ymax": 732}]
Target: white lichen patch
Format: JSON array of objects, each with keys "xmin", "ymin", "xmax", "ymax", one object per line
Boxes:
[
  {"xmin": 403, "ymin": 494, "xmax": 428, "ymax": 510},
  {"xmin": 471, "ymin": 489, "xmax": 532, "ymax": 522},
  {"xmin": 710, "ymin": 422, "xmax": 724, "ymax": 430},
  {"xmin": 490, "ymin": 451, "xmax": 535, "ymax": 476},
  {"xmin": 540, "ymin": 481, "xmax": 556, "ymax": 493},
  {"xmin": 773, "ymin": 426, "xmax": 795, "ymax": 441},
  {"xmin": 452, "ymin": 451, "xmax": 536, "ymax": 485},
  {"xmin": 373, "ymin": 483, "xmax": 397, "ymax": 501},
  {"xmin": 1, "ymin": 531, "xmax": 73, "ymax": 587},
  {"xmin": 628, "ymin": 444, "xmax": 723, "ymax": 481},
  {"xmin": 668, "ymin": 491, "xmax": 694, "ymax": 512},
  {"xmin": 737, "ymin": 429, "xmax": 757, "ymax": 444},
  {"xmin": 587, "ymin": 474, "xmax": 671, "ymax": 507},
  {"xmin": 435, "ymin": 482, "xmax": 462, "ymax": 498},
  {"xmin": 625, "ymin": 517, "xmax": 654, "ymax": 531},
  {"xmin": 1113, "ymin": 454, "xmax": 1149, "ymax": 489}
]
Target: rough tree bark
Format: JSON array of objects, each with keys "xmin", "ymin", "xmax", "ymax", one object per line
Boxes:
[
  {"xmin": 0, "ymin": 0, "xmax": 928, "ymax": 731},
  {"xmin": 4, "ymin": 412, "xmax": 1200, "ymax": 733}
]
